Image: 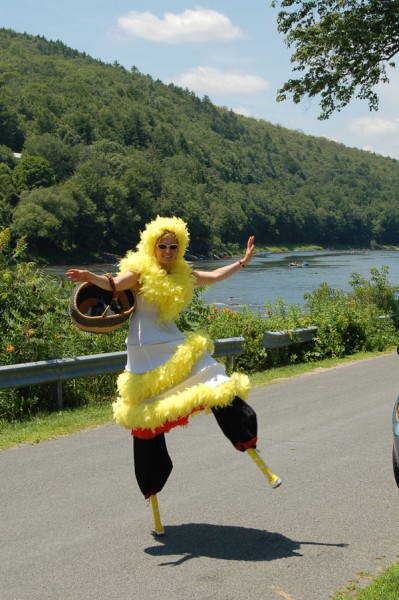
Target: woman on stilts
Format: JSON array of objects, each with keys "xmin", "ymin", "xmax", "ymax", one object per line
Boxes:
[{"xmin": 67, "ymin": 216, "xmax": 281, "ymax": 535}]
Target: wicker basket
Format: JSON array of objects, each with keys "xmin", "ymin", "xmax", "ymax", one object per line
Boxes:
[{"xmin": 69, "ymin": 276, "xmax": 136, "ymax": 333}]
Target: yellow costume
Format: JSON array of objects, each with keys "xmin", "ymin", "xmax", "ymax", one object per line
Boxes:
[{"xmin": 112, "ymin": 216, "xmax": 250, "ymax": 438}]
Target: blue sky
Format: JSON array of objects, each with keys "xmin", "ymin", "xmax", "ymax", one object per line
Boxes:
[{"xmin": 3, "ymin": 1, "xmax": 399, "ymax": 159}]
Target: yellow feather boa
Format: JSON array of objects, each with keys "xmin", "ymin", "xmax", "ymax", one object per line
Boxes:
[
  {"xmin": 118, "ymin": 216, "xmax": 195, "ymax": 322},
  {"xmin": 116, "ymin": 332, "xmax": 213, "ymax": 403},
  {"xmin": 112, "ymin": 332, "xmax": 250, "ymax": 431}
]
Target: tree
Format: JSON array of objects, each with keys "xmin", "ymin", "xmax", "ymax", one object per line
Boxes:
[
  {"xmin": 12, "ymin": 187, "xmax": 78, "ymax": 250},
  {"xmin": 271, "ymin": 0, "xmax": 399, "ymax": 119},
  {"xmin": 0, "ymin": 163, "xmax": 18, "ymax": 226},
  {"xmin": 0, "ymin": 100, "xmax": 24, "ymax": 151},
  {"xmin": 12, "ymin": 156, "xmax": 56, "ymax": 191},
  {"xmin": 23, "ymin": 134, "xmax": 73, "ymax": 182}
]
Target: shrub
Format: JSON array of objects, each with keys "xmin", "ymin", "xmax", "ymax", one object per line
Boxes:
[
  {"xmin": 304, "ymin": 278, "xmax": 398, "ymax": 358},
  {"xmin": 203, "ymin": 307, "xmax": 268, "ymax": 373},
  {"xmin": 348, "ymin": 266, "xmax": 399, "ymax": 314}
]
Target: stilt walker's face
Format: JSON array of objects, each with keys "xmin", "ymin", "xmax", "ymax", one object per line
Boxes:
[{"xmin": 154, "ymin": 233, "xmax": 179, "ymax": 272}]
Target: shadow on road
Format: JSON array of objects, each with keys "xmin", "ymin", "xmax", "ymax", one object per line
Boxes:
[{"xmin": 144, "ymin": 523, "xmax": 347, "ymax": 566}]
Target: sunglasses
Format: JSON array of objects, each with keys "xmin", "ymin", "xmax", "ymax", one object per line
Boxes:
[{"xmin": 157, "ymin": 243, "xmax": 178, "ymax": 250}]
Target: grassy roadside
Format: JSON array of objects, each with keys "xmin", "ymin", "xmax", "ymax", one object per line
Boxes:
[
  {"xmin": 0, "ymin": 403, "xmax": 114, "ymax": 450},
  {"xmin": 1, "ymin": 348, "xmax": 398, "ymax": 598},
  {"xmin": 332, "ymin": 562, "xmax": 399, "ymax": 599}
]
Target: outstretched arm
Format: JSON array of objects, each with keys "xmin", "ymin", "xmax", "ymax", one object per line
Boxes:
[
  {"xmin": 193, "ymin": 236, "xmax": 255, "ymax": 285},
  {"xmin": 66, "ymin": 269, "xmax": 139, "ymax": 291}
]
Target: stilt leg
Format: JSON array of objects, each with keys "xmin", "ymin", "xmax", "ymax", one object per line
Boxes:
[
  {"xmin": 247, "ymin": 448, "xmax": 282, "ymax": 489},
  {"xmin": 150, "ymin": 494, "xmax": 165, "ymax": 535}
]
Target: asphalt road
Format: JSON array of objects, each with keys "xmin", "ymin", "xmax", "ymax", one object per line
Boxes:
[{"xmin": 1, "ymin": 353, "xmax": 399, "ymax": 600}]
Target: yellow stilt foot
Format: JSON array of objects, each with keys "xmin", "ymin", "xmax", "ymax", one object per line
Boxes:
[
  {"xmin": 150, "ymin": 494, "xmax": 165, "ymax": 535},
  {"xmin": 247, "ymin": 447, "xmax": 282, "ymax": 489}
]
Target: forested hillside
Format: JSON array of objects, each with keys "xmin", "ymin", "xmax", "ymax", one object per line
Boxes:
[{"xmin": 1, "ymin": 28, "xmax": 399, "ymax": 260}]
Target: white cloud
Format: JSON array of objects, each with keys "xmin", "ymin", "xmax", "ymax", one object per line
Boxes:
[
  {"xmin": 116, "ymin": 7, "xmax": 244, "ymax": 44},
  {"xmin": 173, "ymin": 66, "xmax": 268, "ymax": 95},
  {"xmin": 231, "ymin": 106, "xmax": 252, "ymax": 117},
  {"xmin": 361, "ymin": 144, "xmax": 375, "ymax": 153},
  {"xmin": 349, "ymin": 116, "xmax": 399, "ymax": 137},
  {"xmin": 360, "ymin": 144, "xmax": 393, "ymax": 158}
]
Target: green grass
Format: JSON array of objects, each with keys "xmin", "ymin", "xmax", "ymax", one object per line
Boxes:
[
  {"xmin": 0, "ymin": 403, "xmax": 113, "ymax": 449},
  {"xmin": 248, "ymin": 349, "xmax": 391, "ymax": 387},
  {"xmin": 332, "ymin": 563, "xmax": 399, "ymax": 599}
]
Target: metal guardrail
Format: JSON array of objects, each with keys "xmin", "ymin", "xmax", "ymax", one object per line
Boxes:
[
  {"xmin": 0, "ymin": 337, "xmax": 245, "ymax": 410},
  {"xmin": 263, "ymin": 312, "xmax": 399, "ymax": 350},
  {"xmin": 263, "ymin": 327, "xmax": 318, "ymax": 349}
]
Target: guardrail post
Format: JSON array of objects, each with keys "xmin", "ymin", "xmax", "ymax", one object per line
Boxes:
[
  {"xmin": 51, "ymin": 379, "xmax": 64, "ymax": 411},
  {"xmin": 213, "ymin": 337, "xmax": 245, "ymax": 370}
]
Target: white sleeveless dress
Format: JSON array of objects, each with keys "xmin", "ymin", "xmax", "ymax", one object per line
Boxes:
[
  {"xmin": 125, "ymin": 294, "xmax": 229, "ymax": 389},
  {"xmin": 112, "ymin": 294, "xmax": 250, "ymax": 436}
]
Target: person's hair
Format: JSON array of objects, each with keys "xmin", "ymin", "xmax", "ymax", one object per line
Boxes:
[{"xmin": 157, "ymin": 230, "xmax": 178, "ymax": 242}]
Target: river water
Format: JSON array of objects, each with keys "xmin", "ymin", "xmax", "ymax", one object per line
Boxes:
[
  {"xmin": 202, "ymin": 250, "xmax": 399, "ymax": 312},
  {"xmin": 58, "ymin": 250, "xmax": 399, "ymax": 313}
]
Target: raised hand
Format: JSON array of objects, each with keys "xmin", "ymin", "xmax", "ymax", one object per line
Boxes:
[{"xmin": 244, "ymin": 235, "xmax": 255, "ymax": 264}]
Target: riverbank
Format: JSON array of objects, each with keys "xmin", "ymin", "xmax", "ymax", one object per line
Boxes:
[{"xmin": 29, "ymin": 243, "xmax": 399, "ymax": 267}]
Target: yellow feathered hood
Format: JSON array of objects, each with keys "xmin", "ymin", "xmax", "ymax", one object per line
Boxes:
[
  {"xmin": 118, "ymin": 216, "xmax": 195, "ymax": 321},
  {"xmin": 136, "ymin": 215, "xmax": 189, "ymax": 261}
]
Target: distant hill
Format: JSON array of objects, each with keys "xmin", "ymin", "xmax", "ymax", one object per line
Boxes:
[{"xmin": 0, "ymin": 27, "xmax": 398, "ymax": 259}]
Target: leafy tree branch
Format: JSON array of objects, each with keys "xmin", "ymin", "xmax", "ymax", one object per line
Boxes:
[{"xmin": 271, "ymin": 0, "xmax": 399, "ymax": 118}]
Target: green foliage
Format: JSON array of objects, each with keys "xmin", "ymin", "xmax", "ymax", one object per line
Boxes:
[
  {"xmin": 12, "ymin": 155, "xmax": 56, "ymax": 191},
  {"xmin": 0, "ymin": 100, "xmax": 24, "ymax": 150},
  {"xmin": 271, "ymin": 0, "xmax": 399, "ymax": 119},
  {"xmin": 348, "ymin": 266, "xmax": 399, "ymax": 314},
  {"xmin": 0, "ymin": 28, "xmax": 399, "ymax": 259},
  {"xmin": 303, "ymin": 282, "xmax": 397, "ymax": 359},
  {"xmin": 0, "ymin": 227, "xmax": 27, "ymax": 265},
  {"xmin": 0, "ymin": 229, "xmax": 128, "ymax": 420},
  {"xmin": 203, "ymin": 307, "xmax": 269, "ymax": 373},
  {"xmin": 175, "ymin": 286, "xmax": 212, "ymax": 332},
  {"xmin": 12, "ymin": 187, "xmax": 79, "ymax": 250},
  {"xmin": 23, "ymin": 134, "xmax": 73, "ymax": 181}
]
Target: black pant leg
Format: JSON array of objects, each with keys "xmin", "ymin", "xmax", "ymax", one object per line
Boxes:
[
  {"xmin": 133, "ymin": 433, "xmax": 173, "ymax": 498},
  {"xmin": 211, "ymin": 396, "xmax": 258, "ymax": 452}
]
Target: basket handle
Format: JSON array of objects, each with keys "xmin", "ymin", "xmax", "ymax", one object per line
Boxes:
[
  {"xmin": 100, "ymin": 273, "xmax": 124, "ymax": 318},
  {"xmin": 105, "ymin": 273, "xmax": 118, "ymax": 300}
]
